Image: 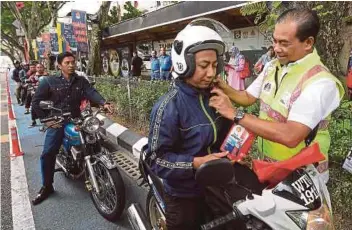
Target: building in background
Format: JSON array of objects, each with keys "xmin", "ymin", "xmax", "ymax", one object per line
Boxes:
[{"xmin": 101, "ymin": 1, "xmax": 269, "ymax": 77}]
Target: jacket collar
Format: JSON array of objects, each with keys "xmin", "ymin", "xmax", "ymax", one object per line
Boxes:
[
  {"xmin": 56, "ymin": 72, "xmax": 78, "ymax": 82},
  {"xmin": 175, "ymin": 79, "xmax": 211, "ymax": 97}
]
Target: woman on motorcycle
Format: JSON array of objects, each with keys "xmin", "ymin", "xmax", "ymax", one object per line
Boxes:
[{"xmin": 145, "ymin": 18, "xmax": 234, "ymax": 230}]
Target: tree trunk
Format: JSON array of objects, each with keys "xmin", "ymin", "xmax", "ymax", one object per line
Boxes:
[{"xmin": 87, "ymin": 1, "xmax": 111, "ymax": 76}]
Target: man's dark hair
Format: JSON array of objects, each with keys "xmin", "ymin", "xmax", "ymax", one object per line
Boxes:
[
  {"xmin": 29, "ymin": 63, "xmax": 36, "ymax": 67},
  {"xmin": 57, "ymin": 52, "xmax": 75, "ymax": 65},
  {"xmin": 276, "ymin": 8, "xmax": 320, "ymax": 43}
]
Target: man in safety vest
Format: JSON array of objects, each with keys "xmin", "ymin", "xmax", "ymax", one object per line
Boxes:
[{"xmin": 209, "ymin": 8, "xmax": 344, "ymax": 183}]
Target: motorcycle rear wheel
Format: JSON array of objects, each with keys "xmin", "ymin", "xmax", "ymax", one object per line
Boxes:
[
  {"xmin": 146, "ymin": 190, "xmax": 166, "ymax": 229},
  {"xmin": 87, "ymin": 161, "xmax": 125, "ymax": 221}
]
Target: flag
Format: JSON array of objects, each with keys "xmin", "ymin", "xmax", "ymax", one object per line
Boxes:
[
  {"xmin": 134, "ymin": 1, "xmax": 138, "ymax": 8},
  {"xmin": 16, "ymin": 2, "xmax": 24, "ymax": 10}
]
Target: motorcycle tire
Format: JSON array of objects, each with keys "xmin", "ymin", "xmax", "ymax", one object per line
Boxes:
[
  {"xmin": 146, "ymin": 190, "xmax": 166, "ymax": 229},
  {"xmin": 88, "ymin": 161, "xmax": 125, "ymax": 221}
]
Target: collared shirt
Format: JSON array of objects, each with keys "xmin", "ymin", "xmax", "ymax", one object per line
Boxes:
[
  {"xmin": 246, "ymin": 51, "xmax": 341, "ymax": 129},
  {"xmin": 150, "ymin": 57, "xmax": 160, "ymax": 72},
  {"xmin": 32, "ymin": 72, "xmax": 106, "ymax": 119},
  {"xmin": 159, "ymin": 54, "xmax": 172, "ymax": 71}
]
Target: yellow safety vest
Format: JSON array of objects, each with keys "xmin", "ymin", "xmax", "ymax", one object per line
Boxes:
[{"xmin": 258, "ymin": 49, "xmax": 344, "ymax": 172}]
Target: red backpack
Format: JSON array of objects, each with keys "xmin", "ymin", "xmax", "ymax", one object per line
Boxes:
[{"xmin": 240, "ymin": 58, "xmax": 251, "ymax": 79}]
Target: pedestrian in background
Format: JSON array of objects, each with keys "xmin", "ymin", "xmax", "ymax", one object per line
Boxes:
[
  {"xmin": 224, "ymin": 46, "xmax": 245, "ymax": 90},
  {"xmin": 254, "ymin": 46, "xmax": 275, "ymax": 75},
  {"xmin": 159, "ymin": 47, "xmax": 172, "ymax": 80},
  {"xmin": 347, "ymin": 51, "xmax": 352, "ymax": 100},
  {"xmin": 131, "ymin": 51, "xmax": 143, "ymax": 78},
  {"xmin": 150, "ymin": 50, "xmax": 160, "ymax": 80}
]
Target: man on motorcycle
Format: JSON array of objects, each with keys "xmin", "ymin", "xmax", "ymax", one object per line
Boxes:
[
  {"xmin": 31, "ymin": 52, "xmax": 113, "ymax": 205},
  {"xmin": 210, "ymin": 8, "xmax": 345, "ymax": 184},
  {"xmin": 21, "ymin": 63, "xmax": 37, "ymax": 107},
  {"xmin": 19, "ymin": 62, "xmax": 29, "ymax": 106},
  {"xmin": 146, "ymin": 19, "xmax": 233, "ymax": 229},
  {"xmin": 28, "ymin": 63, "xmax": 49, "ymax": 127}
]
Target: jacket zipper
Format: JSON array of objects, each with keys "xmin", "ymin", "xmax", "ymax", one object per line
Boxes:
[{"xmin": 199, "ymin": 94, "xmax": 217, "ymax": 154}]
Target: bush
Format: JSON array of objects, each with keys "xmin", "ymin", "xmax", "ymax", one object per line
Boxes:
[{"xmin": 95, "ymin": 78, "xmax": 170, "ymax": 133}]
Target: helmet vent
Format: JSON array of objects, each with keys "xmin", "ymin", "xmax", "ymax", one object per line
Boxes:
[{"xmin": 173, "ymin": 40, "xmax": 183, "ymax": 55}]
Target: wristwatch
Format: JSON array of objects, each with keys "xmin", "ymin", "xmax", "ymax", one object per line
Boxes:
[{"xmin": 233, "ymin": 108, "xmax": 245, "ymax": 124}]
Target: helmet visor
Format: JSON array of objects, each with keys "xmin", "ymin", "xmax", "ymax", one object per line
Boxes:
[{"xmin": 187, "ymin": 18, "xmax": 233, "ymax": 53}]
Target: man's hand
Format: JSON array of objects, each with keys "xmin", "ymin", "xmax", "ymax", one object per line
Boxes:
[
  {"xmin": 212, "ymin": 75, "xmax": 228, "ymax": 91},
  {"xmin": 193, "ymin": 151, "xmax": 229, "ymax": 169},
  {"xmin": 45, "ymin": 120, "xmax": 62, "ymax": 129},
  {"xmin": 209, "ymin": 87, "xmax": 236, "ymax": 120},
  {"xmin": 103, "ymin": 103, "xmax": 114, "ymax": 114}
]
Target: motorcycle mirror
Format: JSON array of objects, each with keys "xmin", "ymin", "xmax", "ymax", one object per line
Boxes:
[
  {"xmin": 195, "ymin": 158, "xmax": 234, "ymax": 187},
  {"xmin": 39, "ymin": 101, "xmax": 54, "ymax": 110}
]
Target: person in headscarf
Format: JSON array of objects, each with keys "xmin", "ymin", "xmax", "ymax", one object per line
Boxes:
[{"xmin": 224, "ymin": 46, "xmax": 245, "ymax": 90}]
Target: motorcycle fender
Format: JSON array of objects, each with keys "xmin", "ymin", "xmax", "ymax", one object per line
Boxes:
[{"xmin": 96, "ymin": 154, "xmax": 118, "ymax": 170}]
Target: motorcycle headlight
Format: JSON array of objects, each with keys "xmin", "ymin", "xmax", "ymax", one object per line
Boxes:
[
  {"xmin": 286, "ymin": 203, "xmax": 333, "ymax": 230},
  {"xmin": 83, "ymin": 117, "xmax": 100, "ymax": 133}
]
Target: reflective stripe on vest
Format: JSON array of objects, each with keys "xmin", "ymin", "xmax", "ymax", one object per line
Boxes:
[{"xmin": 258, "ymin": 50, "xmax": 344, "ymax": 164}]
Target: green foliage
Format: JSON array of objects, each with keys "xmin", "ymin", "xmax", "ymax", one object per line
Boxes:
[
  {"xmin": 240, "ymin": 2, "xmax": 284, "ymax": 33},
  {"xmin": 121, "ymin": 1, "xmax": 142, "ymax": 21},
  {"xmin": 107, "ymin": 5, "xmax": 120, "ymax": 26},
  {"xmin": 240, "ymin": 1, "xmax": 352, "ymax": 76},
  {"xmin": 327, "ymin": 100, "xmax": 352, "ymax": 228},
  {"xmin": 95, "ymin": 79, "xmax": 170, "ymax": 130}
]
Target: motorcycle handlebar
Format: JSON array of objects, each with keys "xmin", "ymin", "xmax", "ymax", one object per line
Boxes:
[
  {"xmin": 40, "ymin": 112, "xmax": 71, "ymax": 123},
  {"xmin": 201, "ymin": 209, "xmax": 242, "ymax": 230}
]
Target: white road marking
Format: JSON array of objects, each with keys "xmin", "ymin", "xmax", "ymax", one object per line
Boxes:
[{"xmin": 6, "ymin": 74, "xmax": 35, "ymax": 229}]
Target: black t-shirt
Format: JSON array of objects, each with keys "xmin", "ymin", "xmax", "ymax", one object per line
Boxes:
[{"xmin": 131, "ymin": 56, "xmax": 143, "ymax": 76}]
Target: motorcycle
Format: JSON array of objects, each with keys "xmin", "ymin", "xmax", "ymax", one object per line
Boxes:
[
  {"xmin": 39, "ymin": 101, "xmax": 125, "ymax": 221},
  {"xmin": 127, "ymin": 143, "xmax": 334, "ymax": 230}
]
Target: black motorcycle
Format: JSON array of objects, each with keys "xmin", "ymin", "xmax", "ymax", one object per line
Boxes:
[{"xmin": 39, "ymin": 101, "xmax": 125, "ymax": 221}]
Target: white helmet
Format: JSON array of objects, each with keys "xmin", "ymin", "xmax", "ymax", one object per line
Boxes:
[{"xmin": 171, "ymin": 18, "xmax": 233, "ymax": 79}]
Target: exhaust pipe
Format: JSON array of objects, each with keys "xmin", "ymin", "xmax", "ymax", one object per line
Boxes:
[
  {"xmin": 127, "ymin": 203, "xmax": 152, "ymax": 230},
  {"xmin": 55, "ymin": 158, "xmax": 68, "ymax": 174}
]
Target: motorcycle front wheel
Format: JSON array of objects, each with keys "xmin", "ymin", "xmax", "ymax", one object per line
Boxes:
[{"xmin": 87, "ymin": 161, "xmax": 125, "ymax": 221}]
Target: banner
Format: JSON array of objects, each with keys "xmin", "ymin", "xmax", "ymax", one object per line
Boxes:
[
  {"xmin": 49, "ymin": 28, "xmax": 59, "ymax": 55},
  {"xmin": 42, "ymin": 33, "xmax": 51, "ymax": 58},
  {"xmin": 37, "ymin": 37, "xmax": 45, "ymax": 58},
  {"xmin": 71, "ymin": 10, "xmax": 88, "ymax": 53},
  {"xmin": 60, "ymin": 22, "xmax": 77, "ymax": 53},
  {"xmin": 56, "ymin": 23, "xmax": 63, "ymax": 53}
]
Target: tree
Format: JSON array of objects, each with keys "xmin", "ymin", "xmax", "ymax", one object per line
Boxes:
[
  {"xmin": 87, "ymin": 1, "xmax": 111, "ymax": 76},
  {"xmin": 1, "ymin": 2, "xmax": 66, "ymax": 61},
  {"xmin": 240, "ymin": 1, "xmax": 352, "ymax": 76},
  {"xmin": 121, "ymin": 1, "xmax": 142, "ymax": 21},
  {"xmin": 107, "ymin": 5, "xmax": 121, "ymax": 26}
]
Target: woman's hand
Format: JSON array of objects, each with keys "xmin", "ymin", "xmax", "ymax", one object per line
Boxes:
[{"xmin": 193, "ymin": 151, "xmax": 229, "ymax": 169}]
